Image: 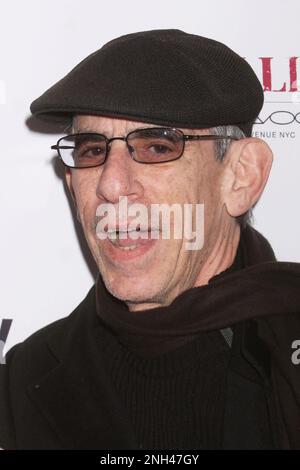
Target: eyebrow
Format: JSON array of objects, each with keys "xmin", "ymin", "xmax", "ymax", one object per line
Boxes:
[
  {"xmin": 72, "ymin": 126, "xmax": 99, "ymax": 134},
  {"xmin": 72, "ymin": 125, "xmax": 166, "ymax": 135}
]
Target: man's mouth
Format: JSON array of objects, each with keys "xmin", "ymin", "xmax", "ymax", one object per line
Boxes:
[
  {"xmin": 108, "ymin": 230, "xmax": 151, "ymax": 251},
  {"xmin": 107, "ymin": 228, "xmax": 159, "ymax": 251}
]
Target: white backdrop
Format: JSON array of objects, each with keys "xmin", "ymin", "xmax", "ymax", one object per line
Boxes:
[{"xmin": 0, "ymin": 0, "xmax": 299, "ymax": 354}]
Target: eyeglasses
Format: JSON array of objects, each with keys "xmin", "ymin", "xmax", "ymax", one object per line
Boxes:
[{"xmin": 51, "ymin": 127, "xmax": 240, "ymax": 169}]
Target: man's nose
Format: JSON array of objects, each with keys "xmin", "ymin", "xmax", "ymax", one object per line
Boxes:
[{"xmin": 95, "ymin": 139, "xmax": 141, "ymax": 204}]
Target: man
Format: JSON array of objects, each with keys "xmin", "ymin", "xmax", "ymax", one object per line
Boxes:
[{"xmin": 1, "ymin": 29, "xmax": 300, "ymax": 450}]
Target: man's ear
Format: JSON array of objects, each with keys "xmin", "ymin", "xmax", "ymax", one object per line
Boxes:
[
  {"xmin": 223, "ymin": 138, "xmax": 273, "ymax": 217},
  {"xmin": 65, "ymin": 168, "xmax": 81, "ymax": 224}
]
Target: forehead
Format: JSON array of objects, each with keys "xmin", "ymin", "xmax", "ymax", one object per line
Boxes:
[{"xmin": 72, "ymin": 114, "xmax": 207, "ymax": 135}]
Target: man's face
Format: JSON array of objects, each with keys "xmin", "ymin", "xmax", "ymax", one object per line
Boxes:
[{"xmin": 65, "ymin": 115, "xmax": 227, "ymax": 311}]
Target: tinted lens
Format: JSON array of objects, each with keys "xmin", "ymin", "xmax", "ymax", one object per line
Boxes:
[
  {"xmin": 58, "ymin": 133, "xmax": 107, "ymax": 168},
  {"xmin": 128, "ymin": 128, "xmax": 184, "ymax": 163}
]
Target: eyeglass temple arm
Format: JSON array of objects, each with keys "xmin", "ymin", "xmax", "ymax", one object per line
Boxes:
[
  {"xmin": 51, "ymin": 145, "xmax": 75, "ymax": 150},
  {"xmin": 183, "ymin": 135, "xmax": 240, "ymax": 141}
]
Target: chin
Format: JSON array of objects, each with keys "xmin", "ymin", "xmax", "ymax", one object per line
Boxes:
[{"xmin": 103, "ymin": 272, "xmax": 163, "ymax": 307}]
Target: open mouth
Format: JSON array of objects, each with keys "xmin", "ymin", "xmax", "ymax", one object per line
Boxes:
[{"xmin": 97, "ymin": 225, "xmax": 161, "ymax": 261}]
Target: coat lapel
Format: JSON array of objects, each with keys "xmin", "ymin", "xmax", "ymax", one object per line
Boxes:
[
  {"xmin": 27, "ymin": 287, "xmax": 139, "ymax": 450},
  {"xmin": 27, "ymin": 353, "xmax": 138, "ymax": 449}
]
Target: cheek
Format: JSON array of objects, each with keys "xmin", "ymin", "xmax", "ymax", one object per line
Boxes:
[
  {"xmin": 170, "ymin": 158, "xmax": 224, "ymax": 243},
  {"xmin": 169, "ymin": 164, "xmax": 203, "ymax": 204},
  {"xmin": 71, "ymin": 172, "xmax": 99, "ymax": 227},
  {"xmin": 148, "ymin": 160, "xmax": 201, "ymax": 204},
  {"xmin": 190, "ymin": 156, "xmax": 223, "ymax": 205}
]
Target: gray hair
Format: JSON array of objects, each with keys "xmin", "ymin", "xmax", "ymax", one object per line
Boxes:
[{"xmin": 211, "ymin": 125, "xmax": 253, "ymax": 227}]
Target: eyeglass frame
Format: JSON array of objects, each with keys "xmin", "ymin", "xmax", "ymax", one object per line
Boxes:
[{"xmin": 51, "ymin": 127, "xmax": 241, "ymax": 169}]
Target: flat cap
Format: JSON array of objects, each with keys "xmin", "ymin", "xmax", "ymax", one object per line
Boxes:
[{"xmin": 30, "ymin": 29, "xmax": 263, "ymax": 136}]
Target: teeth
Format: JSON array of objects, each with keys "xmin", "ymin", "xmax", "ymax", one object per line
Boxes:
[
  {"xmin": 110, "ymin": 240, "xmax": 140, "ymax": 250},
  {"xmin": 116, "ymin": 245, "xmax": 139, "ymax": 251},
  {"xmin": 105, "ymin": 229, "xmax": 150, "ymax": 240}
]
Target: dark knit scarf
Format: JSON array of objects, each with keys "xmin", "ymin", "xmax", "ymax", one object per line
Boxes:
[{"xmin": 95, "ymin": 224, "xmax": 300, "ymax": 357}]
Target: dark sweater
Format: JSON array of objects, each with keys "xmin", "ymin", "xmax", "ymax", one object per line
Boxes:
[{"xmin": 96, "ymin": 320, "xmax": 231, "ymax": 449}]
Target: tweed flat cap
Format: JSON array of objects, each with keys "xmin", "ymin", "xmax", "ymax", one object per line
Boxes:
[{"xmin": 30, "ymin": 29, "xmax": 263, "ymax": 136}]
